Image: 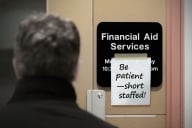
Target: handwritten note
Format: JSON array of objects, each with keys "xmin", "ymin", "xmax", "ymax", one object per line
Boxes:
[{"xmin": 111, "ymin": 58, "xmax": 151, "ymax": 105}]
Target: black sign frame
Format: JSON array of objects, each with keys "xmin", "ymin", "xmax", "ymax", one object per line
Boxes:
[{"xmin": 97, "ymin": 22, "xmax": 162, "ymax": 87}]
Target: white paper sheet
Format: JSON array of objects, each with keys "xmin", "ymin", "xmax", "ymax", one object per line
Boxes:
[{"xmin": 111, "ymin": 57, "xmax": 151, "ymax": 105}]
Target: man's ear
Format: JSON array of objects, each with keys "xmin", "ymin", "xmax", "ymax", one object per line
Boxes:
[
  {"xmin": 12, "ymin": 58, "xmax": 22, "ymax": 80},
  {"xmin": 73, "ymin": 61, "xmax": 79, "ymax": 81}
]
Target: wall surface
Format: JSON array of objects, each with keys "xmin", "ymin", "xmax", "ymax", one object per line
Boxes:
[
  {"xmin": 0, "ymin": 0, "xmax": 46, "ymax": 108},
  {"xmin": 184, "ymin": 0, "xmax": 192, "ymax": 128},
  {"xmin": 0, "ymin": 0, "xmax": 45, "ymax": 49},
  {"xmin": 93, "ymin": 0, "xmax": 166, "ymax": 128},
  {"xmin": 48, "ymin": 0, "xmax": 167, "ymax": 127},
  {"xmin": 47, "ymin": 0, "xmax": 93, "ymax": 109}
]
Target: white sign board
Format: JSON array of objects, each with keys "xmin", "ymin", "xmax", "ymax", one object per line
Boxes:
[{"xmin": 111, "ymin": 58, "xmax": 151, "ymax": 105}]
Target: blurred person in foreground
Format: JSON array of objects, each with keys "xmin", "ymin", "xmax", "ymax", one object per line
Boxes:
[{"xmin": 0, "ymin": 14, "xmax": 117, "ymax": 128}]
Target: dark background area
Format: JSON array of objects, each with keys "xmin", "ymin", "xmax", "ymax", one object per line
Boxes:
[{"xmin": 0, "ymin": 0, "xmax": 46, "ymax": 108}]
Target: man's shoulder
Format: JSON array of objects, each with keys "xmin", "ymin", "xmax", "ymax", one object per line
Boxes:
[
  {"xmin": 73, "ymin": 108, "xmax": 117, "ymax": 128},
  {"xmin": 0, "ymin": 100, "xmax": 117, "ymax": 128}
]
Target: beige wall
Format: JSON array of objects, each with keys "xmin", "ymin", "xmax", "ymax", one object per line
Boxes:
[
  {"xmin": 47, "ymin": 0, "xmax": 93, "ymax": 109},
  {"xmin": 47, "ymin": 0, "xmax": 166, "ymax": 127},
  {"xmin": 93, "ymin": 0, "xmax": 166, "ymax": 114},
  {"xmin": 93, "ymin": 0, "xmax": 166, "ymax": 127}
]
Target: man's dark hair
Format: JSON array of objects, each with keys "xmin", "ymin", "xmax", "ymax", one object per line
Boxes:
[{"xmin": 14, "ymin": 14, "xmax": 80, "ymax": 81}]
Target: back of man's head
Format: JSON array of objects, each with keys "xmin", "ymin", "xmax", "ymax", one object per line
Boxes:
[{"xmin": 14, "ymin": 14, "xmax": 80, "ymax": 82}]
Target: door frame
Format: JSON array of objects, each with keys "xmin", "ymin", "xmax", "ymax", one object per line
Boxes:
[{"xmin": 166, "ymin": 0, "xmax": 183, "ymax": 128}]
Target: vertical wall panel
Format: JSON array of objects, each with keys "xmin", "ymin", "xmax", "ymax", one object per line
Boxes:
[
  {"xmin": 93, "ymin": 0, "xmax": 166, "ymax": 127},
  {"xmin": 184, "ymin": 0, "xmax": 192, "ymax": 128},
  {"xmin": 93, "ymin": 0, "xmax": 166, "ymax": 115},
  {"xmin": 47, "ymin": 0, "xmax": 93, "ymax": 109}
]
